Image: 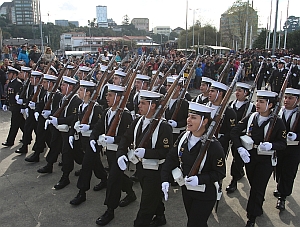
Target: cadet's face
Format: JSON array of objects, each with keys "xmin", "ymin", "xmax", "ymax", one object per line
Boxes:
[
  {"xmin": 106, "ymin": 91, "xmax": 118, "ymax": 107},
  {"xmin": 284, "ymin": 95, "xmax": 298, "ymax": 110},
  {"xmin": 113, "ymin": 75, "xmax": 121, "ymax": 85},
  {"xmin": 165, "ymin": 83, "xmax": 172, "ymax": 91},
  {"xmin": 7, "ymin": 72, "xmax": 13, "ymax": 80},
  {"xmin": 256, "ymin": 99, "xmax": 271, "ymax": 113},
  {"xmin": 42, "ymin": 80, "xmax": 50, "ymax": 90},
  {"xmin": 200, "ymin": 83, "xmax": 208, "ymax": 93},
  {"xmin": 187, "ymin": 113, "xmax": 202, "ymax": 132},
  {"xmin": 61, "ymin": 82, "xmax": 71, "ymax": 95},
  {"xmin": 77, "ymin": 71, "xmax": 83, "ymax": 80},
  {"xmin": 78, "ymin": 87, "xmax": 85, "ymax": 99},
  {"xmin": 208, "ymin": 88, "xmax": 218, "ymax": 102},
  {"xmin": 19, "ymin": 71, "xmax": 26, "ymax": 80},
  {"xmin": 138, "ymin": 99, "xmax": 151, "ymax": 116},
  {"xmin": 235, "ymin": 88, "xmax": 247, "ymax": 101},
  {"xmin": 135, "ymin": 80, "xmax": 142, "ymax": 91},
  {"xmin": 30, "ymin": 76, "xmax": 40, "ymax": 86}
]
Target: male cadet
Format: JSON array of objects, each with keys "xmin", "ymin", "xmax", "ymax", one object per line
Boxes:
[
  {"xmin": 207, "ymin": 81, "xmax": 237, "ymax": 157},
  {"xmin": 253, "ymin": 56, "xmax": 267, "ymax": 90},
  {"xmin": 266, "ymin": 60, "xmax": 289, "ymax": 93},
  {"xmin": 270, "ymin": 55, "xmax": 278, "ymax": 69},
  {"xmin": 15, "ymin": 70, "xmax": 43, "ymax": 154},
  {"xmin": 111, "ymin": 90, "xmax": 172, "ymax": 227},
  {"xmin": 275, "ymin": 88, "xmax": 300, "ymax": 211},
  {"xmin": 226, "ymin": 82, "xmax": 256, "ymax": 193},
  {"xmin": 25, "ymin": 74, "xmax": 60, "ymax": 162},
  {"xmin": 69, "ymin": 80, "xmax": 105, "ymax": 205},
  {"xmin": 2, "ymin": 66, "xmax": 25, "ymax": 147},
  {"xmin": 127, "ymin": 74, "xmax": 151, "ymax": 118},
  {"xmin": 192, "ymin": 77, "xmax": 214, "ymax": 104},
  {"xmin": 77, "ymin": 66, "xmax": 91, "ymax": 80},
  {"xmin": 290, "ymin": 57, "xmax": 299, "ymax": 88},
  {"xmin": 151, "ymin": 70, "xmax": 167, "ymax": 95},
  {"xmin": 164, "ymin": 76, "xmax": 188, "ymax": 142},
  {"xmin": 49, "ymin": 65, "xmax": 58, "ymax": 76},
  {"xmin": 45, "ymin": 76, "xmax": 82, "ymax": 189}
]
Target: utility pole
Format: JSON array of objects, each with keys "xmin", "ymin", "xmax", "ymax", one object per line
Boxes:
[
  {"xmin": 185, "ymin": 0, "xmax": 188, "ymax": 55},
  {"xmin": 244, "ymin": 0, "xmax": 249, "ymax": 49},
  {"xmin": 267, "ymin": 0, "xmax": 273, "ymax": 49},
  {"xmin": 38, "ymin": 0, "xmax": 44, "ymax": 52},
  {"xmin": 272, "ymin": 0, "xmax": 279, "ymax": 55},
  {"xmin": 283, "ymin": 0, "xmax": 289, "ymax": 49}
]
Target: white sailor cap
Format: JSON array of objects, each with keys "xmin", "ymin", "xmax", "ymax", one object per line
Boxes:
[
  {"xmin": 278, "ymin": 60, "xmax": 286, "ymax": 64},
  {"xmin": 50, "ymin": 65, "xmax": 58, "ymax": 75},
  {"xmin": 107, "ymin": 84, "xmax": 125, "ymax": 93},
  {"xmin": 136, "ymin": 74, "xmax": 151, "ymax": 81},
  {"xmin": 284, "ymin": 56, "xmax": 291, "ymax": 59},
  {"xmin": 267, "ymin": 58, "xmax": 271, "ymax": 61},
  {"xmin": 201, "ymin": 77, "xmax": 214, "ymax": 85},
  {"xmin": 80, "ymin": 80, "xmax": 95, "ymax": 87},
  {"xmin": 114, "ymin": 70, "xmax": 126, "ymax": 77},
  {"xmin": 211, "ymin": 81, "xmax": 228, "ymax": 91},
  {"xmin": 62, "ymin": 76, "xmax": 78, "ymax": 85},
  {"xmin": 44, "ymin": 74, "xmax": 57, "ymax": 82},
  {"xmin": 7, "ymin": 66, "xmax": 20, "ymax": 74},
  {"xmin": 236, "ymin": 82, "xmax": 251, "ymax": 90},
  {"xmin": 188, "ymin": 102, "xmax": 214, "ymax": 116},
  {"xmin": 293, "ymin": 57, "xmax": 298, "ymax": 60},
  {"xmin": 67, "ymin": 65, "xmax": 75, "ymax": 69},
  {"xmin": 284, "ymin": 88, "xmax": 300, "ymax": 96},
  {"xmin": 152, "ymin": 70, "xmax": 164, "ymax": 78},
  {"xmin": 31, "ymin": 71, "xmax": 43, "ymax": 77},
  {"xmin": 258, "ymin": 56, "xmax": 264, "ymax": 59},
  {"xmin": 139, "ymin": 90, "xmax": 162, "ymax": 101},
  {"xmin": 79, "ymin": 66, "xmax": 91, "ymax": 72},
  {"xmin": 166, "ymin": 76, "xmax": 184, "ymax": 84},
  {"xmin": 271, "ymin": 55, "xmax": 277, "ymax": 58},
  {"xmin": 257, "ymin": 90, "xmax": 278, "ymax": 98},
  {"xmin": 21, "ymin": 66, "xmax": 32, "ymax": 72},
  {"xmin": 100, "ymin": 65, "xmax": 108, "ymax": 72}
]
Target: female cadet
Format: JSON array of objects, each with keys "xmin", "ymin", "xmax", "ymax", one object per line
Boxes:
[
  {"xmin": 192, "ymin": 77, "xmax": 213, "ymax": 105},
  {"xmin": 230, "ymin": 90, "xmax": 286, "ymax": 227},
  {"xmin": 161, "ymin": 102, "xmax": 226, "ymax": 227},
  {"xmin": 274, "ymin": 88, "xmax": 300, "ymax": 211}
]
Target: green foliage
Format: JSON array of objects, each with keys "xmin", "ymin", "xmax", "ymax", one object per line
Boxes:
[
  {"xmin": 287, "ymin": 30, "xmax": 300, "ymax": 54},
  {"xmin": 252, "ymin": 29, "xmax": 267, "ymax": 49}
]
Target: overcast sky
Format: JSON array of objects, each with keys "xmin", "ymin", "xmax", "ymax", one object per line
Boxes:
[{"xmin": 40, "ymin": 0, "xmax": 298, "ymax": 31}]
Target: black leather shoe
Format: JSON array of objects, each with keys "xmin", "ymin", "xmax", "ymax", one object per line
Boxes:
[
  {"xmin": 245, "ymin": 220, "xmax": 255, "ymax": 227},
  {"xmin": 226, "ymin": 179, "xmax": 237, "ymax": 193},
  {"xmin": 119, "ymin": 192, "xmax": 137, "ymax": 207},
  {"xmin": 93, "ymin": 181, "xmax": 107, "ymax": 191},
  {"xmin": 25, "ymin": 152, "xmax": 40, "ymax": 162},
  {"xmin": 15, "ymin": 146, "xmax": 28, "ymax": 154},
  {"xmin": 276, "ymin": 198, "xmax": 285, "ymax": 211},
  {"xmin": 54, "ymin": 176, "xmax": 70, "ymax": 190},
  {"xmin": 150, "ymin": 214, "xmax": 167, "ymax": 226},
  {"xmin": 273, "ymin": 189, "xmax": 281, "ymax": 198},
  {"xmin": 2, "ymin": 142, "xmax": 14, "ymax": 147},
  {"xmin": 37, "ymin": 164, "xmax": 53, "ymax": 173},
  {"xmin": 74, "ymin": 169, "xmax": 81, "ymax": 177},
  {"xmin": 130, "ymin": 174, "xmax": 139, "ymax": 182},
  {"xmin": 70, "ymin": 193, "xmax": 86, "ymax": 205},
  {"xmin": 96, "ymin": 209, "xmax": 114, "ymax": 226}
]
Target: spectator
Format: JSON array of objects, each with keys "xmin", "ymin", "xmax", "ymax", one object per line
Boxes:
[
  {"xmin": 2, "ymin": 45, "xmax": 10, "ymax": 59},
  {"xmin": 28, "ymin": 45, "xmax": 42, "ymax": 63},
  {"xmin": 17, "ymin": 45, "xmax": 30, "ymax": 66},
  {"xmin": 43, "ymin": 47, "xmax": 56, "ymax": 63},
  {"xmin": 194, "ymin": 63, "xmax": 203, "ymax": 89}
]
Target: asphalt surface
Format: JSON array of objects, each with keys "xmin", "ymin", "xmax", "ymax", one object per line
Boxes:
[{"xmin": 0, "ymin": 87, "xmax": 299, "ymax": 227}]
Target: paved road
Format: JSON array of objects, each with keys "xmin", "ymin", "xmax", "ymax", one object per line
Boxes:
[{"xmin": 0, "ymin": 88, "xmax": 299, "ymax": 227}]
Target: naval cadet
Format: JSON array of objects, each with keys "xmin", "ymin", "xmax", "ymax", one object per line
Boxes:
[
  {"xmin": 192, "ymin": 77, "xmax": 214, "ymax": 105},
  {"xmin": 266, "ymin": 60, "xmax": 289, "ymax": 93},
  {"xmin": 230, "ymin": 90, "xmax": 286, "ymax": 227}
]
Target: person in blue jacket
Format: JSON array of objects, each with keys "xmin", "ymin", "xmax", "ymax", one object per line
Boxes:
[{"xmin": 17, "ymin": 45, "xmax": 29, "ymax": 66}]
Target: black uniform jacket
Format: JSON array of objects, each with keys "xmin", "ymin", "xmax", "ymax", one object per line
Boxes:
[
  {"xmin": 229, "ymin": 99, "xmax": 256, "ymax": 122},
  {"xmin": 230, "ymin": 113, "xmax": 286, "ymax": 159},
  {"xmin": 116, "ymin": 116, "xmax": 173, "ymax": 160},
  {"xmin": 165, "ymin": 98, "xmax": 188, "ymax": 129},
  {"xmin": 267, "ymin": 68, "xmax": 290, "ymax": 93},
  {"xmin": 57, "ymin": 95, "xmax": 82, "ymax": 126},
  {"xmin": 161, "ymin": 132, "xmax": 226, "ymax": 200},
  {"xmin": 89, "ymin": 108, "xmax": 132, "ymax": 144},
  {"xmin": 35, "ymin": 90, "xmax": 63, "ymax": 114},
  {"xmin": 5, "ymin": 78, "xmax": 23, "ymax": 109}
]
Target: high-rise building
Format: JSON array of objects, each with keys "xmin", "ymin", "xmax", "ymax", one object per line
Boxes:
[
  {"xmin": 131, "ymin": 18, "xmax": 149, "ymax": 31},
  {"xmin": 13, "ymin": 0, "xmax": 39, "ymax": 25},
  {"xmin": 0, "ymin": 2, "xmax": 14, "ymax": 23},
  {"xmin": 55, "ymin": 20, "xmax": 69, "ymax": 27},
  {"xmin": 96, "ymin": 5, "xmax": 108, "ymax": 28}
]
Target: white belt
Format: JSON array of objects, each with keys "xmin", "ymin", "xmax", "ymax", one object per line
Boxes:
[
  {"xmin": 106, "ymin": 143, "xmax": 118, "ymax": 151},
  {"xmin": 218, "ymin": 133, "xmax": 224, "ymax": 138},
  {"xmin": 56, "ymin": 124, "xmax": 69, "ymax": 132},
  {"xmin": 173, "ymin": 127, "xmax": 186, "ymax": 134},
  {"xmin": 142, "ymin": 158, "xmax": 165, "ymax": 170},
  {"xmin": 287, "ymin": 139, "xmax": 299, "ymax": 146}
]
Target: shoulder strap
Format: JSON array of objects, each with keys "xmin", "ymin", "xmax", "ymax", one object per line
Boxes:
[
  {"xmin": 177, "ymin": 131, "xmax": 190, "ymax": 155},
  {"xmin": 246, "ymin": 112, "xmax": 257, "ymax": 135},
  {"xmin": 133, "ymin": 116, "xmax": 144, "ymax": 149}
]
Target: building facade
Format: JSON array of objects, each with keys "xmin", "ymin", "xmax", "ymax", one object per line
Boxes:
[
  {"xmin": 153, "ymin": 26, "xmax": 171, "ymax": 36},
  {"xmin": 96, "ymin": 5, "xmax": 108, "ymax": 28},
  {"xmin": 131, "ymin": 18, "xmax": 149, "ymax": 31},
  {"xmin": 13, "ymin": 0, "xmax": 39, "ymax": 25},
  {"xmin": 55, "ymin": 20, "xmax": 69, "ymax": 27}
]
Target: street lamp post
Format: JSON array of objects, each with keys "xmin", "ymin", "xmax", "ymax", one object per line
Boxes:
[
  {"xmin": 272, "ymin": 0, "xmax": 279, "ymax": 55},
  {"xmin": 185, "ymin": 0, "xmax": 188, "ymax": 55}
]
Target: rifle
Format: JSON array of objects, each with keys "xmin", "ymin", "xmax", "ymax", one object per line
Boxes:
[
  {"xmin": 149, "ymin": 57, "xmax": 165, "ymax": 91},
  {"xmin": 33, "ymin": 53, "xmax": 43, "ymax": 70},
  {"xmin": 122, "ymin": 54, "xmax": 144, "ymax": 86},
  {"xmin": 43, "ymin": 58, "xmax": 54, "ymax": 74},
  {"xmin": 156, "ymin": 61, "xmax": 176, "ymax": 92},
  {"xmin": 70, "ymin": 56, "xmax": 85, "ymax": 78},
  {"xmin": 171, "ymin": 54, "xmax": 201, "ymax": 120},
  {"xmin": 106, "ymin": 56, "xmax": 144, "ymax": 136},
  {"xmin": 136, "ymin": 61, "xmax": 190, "ymax": 149},
  {"xmin": 19, "ymin": 71, "xmax": 32, "ymax": 100},
  {"xmin": 53, "ymin": 82, "xmax": 80, "ymax": 118},
  {"xmin": 240, "ymin": 60, "xmax": 265, "ymax": 119},
  {"xmin": 140, "ymin": 55, "xmax": 151, "ymax": 75},
  {"xmin": 217, "ymin": 59, "xmax": 230, "ymax": 82},
  {"xmin": 188, "ymin": 64, "xmax": 244, "ymax": 177},
  {"xmin": 31, "ymin": 76, "xmax": 44, "ymax": 103},
  {"xmin": 263, "ymin": 64, "xmax": 292, "ymax": 180}
]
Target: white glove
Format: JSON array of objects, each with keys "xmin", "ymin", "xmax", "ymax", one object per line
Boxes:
[
  {"xmin": 117, "ymin": 155, "xmax": 128, "ymax": 171},
  {"xmin": 252, "ymin": 74, "xmax": 254, "ymax": 77},
  {"xmin": 90, "ymin": 140, "xmax": 97, "ymax": 152},
  {"xmin": 267, "ymin": 71, "xmax": 270, "ymax": 74},
  {"xmin": 161, "ymin": 182, "xmax": 170, "ymax": 201},
  {"xmin": 16, "ymin": 98, "xmax": 23, "ymax": 105},
  {"xmin": 238, "ymin": 147, "xmax": 251, "ymax": 163},
  {"xmin": 69, "ymin": 136, "xmax": 74, "ymax": 149},
  {"xmin": 287, "ymin": 132, "xmax": 297, "ymax": 141},
  {"xmin": 15, "ymin": 94, "xmax": 20, "ymax": 101},
  {"xmin": 134, "ymin": 148, "xmax": 145, "ymax": 158},
  {"xmin": 79, "ymin": 124, "xmax": 90, "ymax": 132},
  {"xmin": 2, "ymin": 105, "xmax": 8, "ymax": 111},
  {"xmin": 28, "ymin": 101, "xmax": 36, "ymax": 110},
  {"xmin": 97, "ymin": 134, "xmax": 106, "ymax": 146},
  {"xmin": 168, "ymin": 120, "xmax": 177, "ymax": 128},
  {"xmin": 258, "ymin": 142, "xmax": 272, "ymax": 151},
  {"xmin": 34, "ymin": 112, "xmax": 39, "ymax": 121},
  {"xmin": 25, "ymin": 108, "xmax": 29, "ymax": 117},
  {"xmin": 185, "ymin": 176, "xmax": 199, "ymax": 187},
  {"xmin": 20, "ymin": 108, "xmax": 25, "ymax": 114},
  {"xmin": 49, "ymin": 116, "xmax": 58, "ymax": 126},
  {"xmin": 44, "ymin": 119, "xmax": 51, "ymax": 129},
  {"xmin": 104, "ymin": 135, "xmax": 114, "ymax": 144},
  {"xmin": 293, "ymin": 73, "xmax": 297, "ymax": 77},
  {"xmin": 41, "ymin": 110, "xmax": 51, "ymax": 119}
]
